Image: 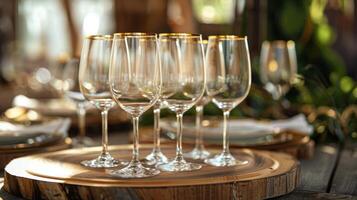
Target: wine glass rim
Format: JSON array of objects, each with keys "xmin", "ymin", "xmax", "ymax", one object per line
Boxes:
[
  {"xmin": 159, "ymin": 33, "xmax": 201, "ymax": 39},
  {"xmin": 208, "ymin": 35, "xmax": 247, "ymax": 40},
  {"xmin": 263, "ymin": 40, "xmax": 295, "ymax": 48},
  {"xmin": 85, "ymin": 35, "xmax": 112, "ymax": 40},
  {"xmin": 113, "ymin": 32, "xmax": 156, "ymax": 37},
  {"xmin": 200, "ymin": 39, "xmax": 208, "ymax": 44}
]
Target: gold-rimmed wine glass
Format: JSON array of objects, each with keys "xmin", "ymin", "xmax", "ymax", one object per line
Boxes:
[
  {"xmin": 78, "ymin": 35, "xmax": 124, "ymax": 168},
  {"xmin": 109, "ymin": 33, "xmax": 161, "ymax": 178},
  {"xmin": 184, "ymin": 39, "xmax": 211, "ymax": 160},
  {"xmin": 157, "ymin": 33, "xmax": 205, "ymax": 172},
  {"xmin": 204, "ymin": 35, "xmax": 251, "ymax": 167}
]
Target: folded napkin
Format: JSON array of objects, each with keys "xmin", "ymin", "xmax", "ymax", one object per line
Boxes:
[
  {"xmin": 0, "ymin": 118, "xmax": 71, "ymax": 138},
  {"xmin": 268, "ymin": 114, "xmax": 313, "ymax": 135},
  {"xmin": 228, "ymin": 114, "xmax": 313, "ymax": 136}
]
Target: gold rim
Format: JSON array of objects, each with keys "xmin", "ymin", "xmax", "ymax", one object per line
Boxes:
[
  {"xmin": 208, "ymin": 35, "xmax": 247, "ymax": 40},
  {"xmin": 159, "ymin": 33, "xmax": 195, "ymax": 36},
  {"xmin": 85, "ymin": 35, "xmax": 112, "ymax": 40},
  {"xmin": 114, "ymin": 32, "xmax": 146, "ymax": 36},
  {"xmin": 113, "ymin": 32, "xmax": 156, "ymax": 39},
  {"xmin": 159, "ymin": 33, "xmax": 201, "ymax": 39},
  {"xmin": 200, "ymin": 40, "xmax": 208, "ymax": 44},
  {"xmin": 263, "ymin": 40, "xmax": 295, "ymax": 48}
]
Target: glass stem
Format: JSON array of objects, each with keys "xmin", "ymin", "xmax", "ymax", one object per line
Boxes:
[
  {"xmin": 153, "ymin": 107, "xmax": 161, "ymax": 153},
  {"xmin": 132, "ymin": 116, "xmax": 140, "ymax": 163},
  {"xmin": 101, "ymin": 110, "xmax": 109, "ymax": 155},
  {"xmin": 176, "ymin": 113, "xmax": 184, "ymax": 161},
  {"xmin": 77, "ymin": 103, "xmax": 86, "ymax": 138},
  {"xmin": 194, "ymin": 105, "xmax": 204, "ymax": 149},
  {"xmin": 222, "ymin": 111, "xmax": 230, "ymax": 154}
]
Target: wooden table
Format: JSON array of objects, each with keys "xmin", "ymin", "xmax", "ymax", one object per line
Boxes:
[
  {"xmin": 0, "ymin": 127, "xmax": 357, "ymax": 200},
  {"xmin": 275, "ymin": 141, "xmax": 357, "ymax": 200}
]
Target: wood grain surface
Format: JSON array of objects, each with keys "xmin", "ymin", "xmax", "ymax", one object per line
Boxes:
[
  {"xmin": 274, "ymin": 190, "xmax": 355, "ymax": 200},
  {"xmin": 330, "ymin": 142, "xmax": 357, "ymax": 195},
  {"xmin": 297, "ymin": 144, "xmax": 339, "ymax": 192},
  {"xmin": 4, "ymin": 144, "xmax": 300, "ymax": 200}
]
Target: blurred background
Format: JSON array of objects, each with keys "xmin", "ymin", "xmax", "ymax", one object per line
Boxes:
[{"xmin": 0, "ymin": 0, "xmax": 355, "ymax": 143}]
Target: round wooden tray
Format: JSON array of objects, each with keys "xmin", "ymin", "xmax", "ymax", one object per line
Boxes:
[
  {"xmin": 0, "ymin": 138, "xmax": 72, "ymax": 170},
  {"xmin": 4, "ymin": 145, "xmax": 300, "ymax": 200}
]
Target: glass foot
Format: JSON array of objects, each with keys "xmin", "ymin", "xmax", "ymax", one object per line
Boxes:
[
  {"xmin": 72, "ymin": 136, "xmax": 96, "ymax": 148},
  {"xmin": 144, "ymin": 150, "xmax": 168, "ymax": 165},
  {"xmin": 81, "ymin": 153, "xmax": 123, "ymax": 168},
  {"xmin": 158, "ymin": 158, "xmax": 202, "ymax": 172},
  {"xmin": 110, "ymin": 160, "xmax": 160, "ymax": 178},
  {"xmin": 204, "ymin": 152, "xmax": 248, "ymax": 167},
  {"xmin": 184, "ymin": 147, "xmax": 210, "ymax": 160}
]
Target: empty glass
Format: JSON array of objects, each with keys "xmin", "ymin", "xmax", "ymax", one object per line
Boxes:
[
  {"xmin": 157, "ymin": 34, "xmax": 205, "ymax": 172},
  {"xmin": 204, "ymin": 35, "xmax": 251, "ymax": 167},
  {"xmin": 62, "ymin": 58, "xmax": 94, "ymax": 147},
  {"xmin": 260, "ymin": 40, "xmax": 297, "ymax": 100},
  {"xmin": 184, "ymin": 40, "xmax": 211, "ymax": 160},
  {"xmin": 78, "ymin": 35, "xmax": 122, "ymax": 168},
  {"xmin": 109, "ymin": 33, "xmax": 161, "ymax": 178}
]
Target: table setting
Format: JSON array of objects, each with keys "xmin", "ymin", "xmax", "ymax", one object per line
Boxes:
[
  {"xmin": 0, "ymin": 33, "xmax": 305, "ymax": 200},
  {"xmin": 1, "ymin": 1, "xmax": 357, "ymax": 199}
]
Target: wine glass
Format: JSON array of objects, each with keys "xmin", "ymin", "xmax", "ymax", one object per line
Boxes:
[
  {"xmin": 184, "ymin": 40, "xmax": 211, "ymax": 160},
  {"xmin": 62, "ymin": 58, "xmax": 94, "ymax": 147},
  {"xmin": 109, "ymin": 33, "xmax": 161, "ymax": 178},
  {"xmin": 204, "ymin": 35, "xmax": 251, "ymax": 167},
  {"xmin": 260, "ymin": 40, "xmax": 297, "ymax": 101},
  {"xmin": 78, "ymin": 35, "xmax": 122, "ymax": 168},
  {"xmin": 157, "ymin": 33, "xmax": 205, "ymax": 172}
]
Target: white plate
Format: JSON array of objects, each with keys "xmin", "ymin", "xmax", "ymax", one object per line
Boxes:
[
  {"xmin": 161, "ymin": 118, "xmax": 280, "ymax": 142},
  {"xmin": 0, "ymin": 119, "xmax": 70, "ymax": 149}
]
